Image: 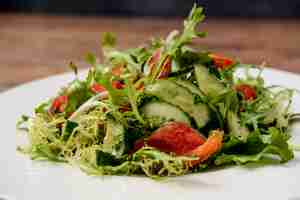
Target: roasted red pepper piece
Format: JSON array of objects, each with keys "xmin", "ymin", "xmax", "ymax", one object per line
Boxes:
[
  {"xmin": 147, "ymin": 122, "xmax": 206, "ymax": 155},
  {"xmin": 148, "ymin": 49, "xmax": 161, "ymax": 75},
  {"xmin": 91, "ymin": 80, "xmax": 124, "ymax": 93},
  {"xmin": 185, "ymin": 130, "xmax": 223, "ymax": 167},
  {"xmin": 147, "ymin": 49, "xmax": 172, "ymax": 79},
  {"xmin": 235, "ymin": 84, "xmax": 257, "ymax": 101},
  {"xmin": 91, "ymin": 83, "xmax": 106, "ymax": 93},
  {"xmin": 50, "ymin": 95, "xmax": 68, "ymax": 113},
  {"xmin": 157, "ymin": 56, "xmax": 172, "ymax": 79},
  {"xmin": 209, "ymin": 54, "xmax": 234, "ymax": 70}
]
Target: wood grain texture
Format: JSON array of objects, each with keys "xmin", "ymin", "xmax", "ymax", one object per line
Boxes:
[{"xmin": 0, "ymin": 14, "xmax": 299, "ymax": 92}]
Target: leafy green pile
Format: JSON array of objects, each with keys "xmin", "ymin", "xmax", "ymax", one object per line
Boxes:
[{"xmin": 17, "ymin": 5, "xmax": 296, "ymax": 178}]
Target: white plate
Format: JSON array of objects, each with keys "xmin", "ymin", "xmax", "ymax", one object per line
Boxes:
[{"xmin": 1, "ymin": 68, "xmax": 300, "ymax": 200}]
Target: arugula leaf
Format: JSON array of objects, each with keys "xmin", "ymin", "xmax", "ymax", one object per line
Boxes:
[
  {"xmin": 266, "ymin": 127, "xmax": 294, "ymax": 162},
  {"xmin": 166, "ymin": 4, "xmax": 206, "ymax": 56},
  {"xmin": 215, "ymin": 152, "xmax": 266, "ymax": 165},
  {"xmin": 149, "ymin": 5, "xmax": 207, "ymax": 82},
  {"xmin": 125, "ymin": 79, "xmax": 145, "ymax": 124}
]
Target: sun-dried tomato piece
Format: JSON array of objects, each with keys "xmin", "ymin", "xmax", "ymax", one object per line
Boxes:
[{"xmin": 236, "ymin": 84, "xmax": 257, "ymax": 101}]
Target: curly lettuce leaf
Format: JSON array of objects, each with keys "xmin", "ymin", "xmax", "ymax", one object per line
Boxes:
[
  {"xmin": 78, "ymin": 147, "xmax": 196, "ymax": 178},
  {"xmin": 215, "ymin": 127, "xmax": 294, "ymax": 165},
  {"xmin": 30, "ymin": 144, "xmax": 65, "ymax": 162}
]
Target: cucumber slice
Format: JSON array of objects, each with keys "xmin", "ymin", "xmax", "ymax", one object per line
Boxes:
[
  {"xmin": 194, "ymin": 64, "xmax": 225, "ymax": 98},
  {"xmin": 145, "ymin": 79, "xmax": 210, "ymax": 128},
  {"xmin": 174, "ymin": 79, "xmax": 204, "ymax": 97},
  {"xmin": 141, "ymin": 101, "xmax": 191, "ymax": 125},
  {"xmin": 103, "ymin": 119, "xmax": 125, "ymax": 158}
]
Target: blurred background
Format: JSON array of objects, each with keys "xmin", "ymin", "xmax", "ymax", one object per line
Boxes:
[
  {"xmin": 2, "ymin": 0, "xmax": 300, "ymax": 17},
  {"xmin": 0, "ymin": 0, "xmax": 299, "ymax": 91}
]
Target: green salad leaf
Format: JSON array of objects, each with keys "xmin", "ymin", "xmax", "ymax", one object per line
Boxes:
[{"xmin": 17, "ymin": 4, "xmax": 296, "ymax": 178}]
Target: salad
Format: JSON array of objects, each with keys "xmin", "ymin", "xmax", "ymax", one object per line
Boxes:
[{"xmin": 17, "ymin": 5, "xmax": 297, "ymax": 178}]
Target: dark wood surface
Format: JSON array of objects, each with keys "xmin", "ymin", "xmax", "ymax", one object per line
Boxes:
[{"xmin": 0, "ymin": 14, "xmax": 300, "ymax": 92}]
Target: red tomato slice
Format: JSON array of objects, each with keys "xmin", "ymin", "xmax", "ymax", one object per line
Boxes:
[
  {"xmin": 50, "ymin": 95, "xmax": 68, "ymax": 113},
  {"xmin": 112, "ymin": 80, "xmax": 125, "ymax": 89},
  {"xmin": 129, "ymin": 138, "xmax": 146, "ymax": 154},
  {"xmin": 209, "ymin": 54, "xmax": 234, "ymax": 70},
  {"xmin": 235, "ymin": 84, "xmax": 257, "ymax": 101},
  {"xmin": 147, "ymin": 122, "xmax": 206, "ymax": 155},
  {"xmin": 91, "ymin": 83, "xmax": 106, "ymax": 93}
]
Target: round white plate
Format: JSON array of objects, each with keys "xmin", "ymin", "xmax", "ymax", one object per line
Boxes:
[{"xmin": 1, "ymin": 68, "xmax": 300, "ymax": 200}]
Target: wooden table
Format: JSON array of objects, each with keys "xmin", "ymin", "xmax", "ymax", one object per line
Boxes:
[{"xmin": 0, "ymin": 14, "xmax": 300, "ymax": 92}]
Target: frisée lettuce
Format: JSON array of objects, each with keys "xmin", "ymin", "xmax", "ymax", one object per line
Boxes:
[{"xmin": 17, "ymin": 4, "xmax": 297, "ymax": 178}]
